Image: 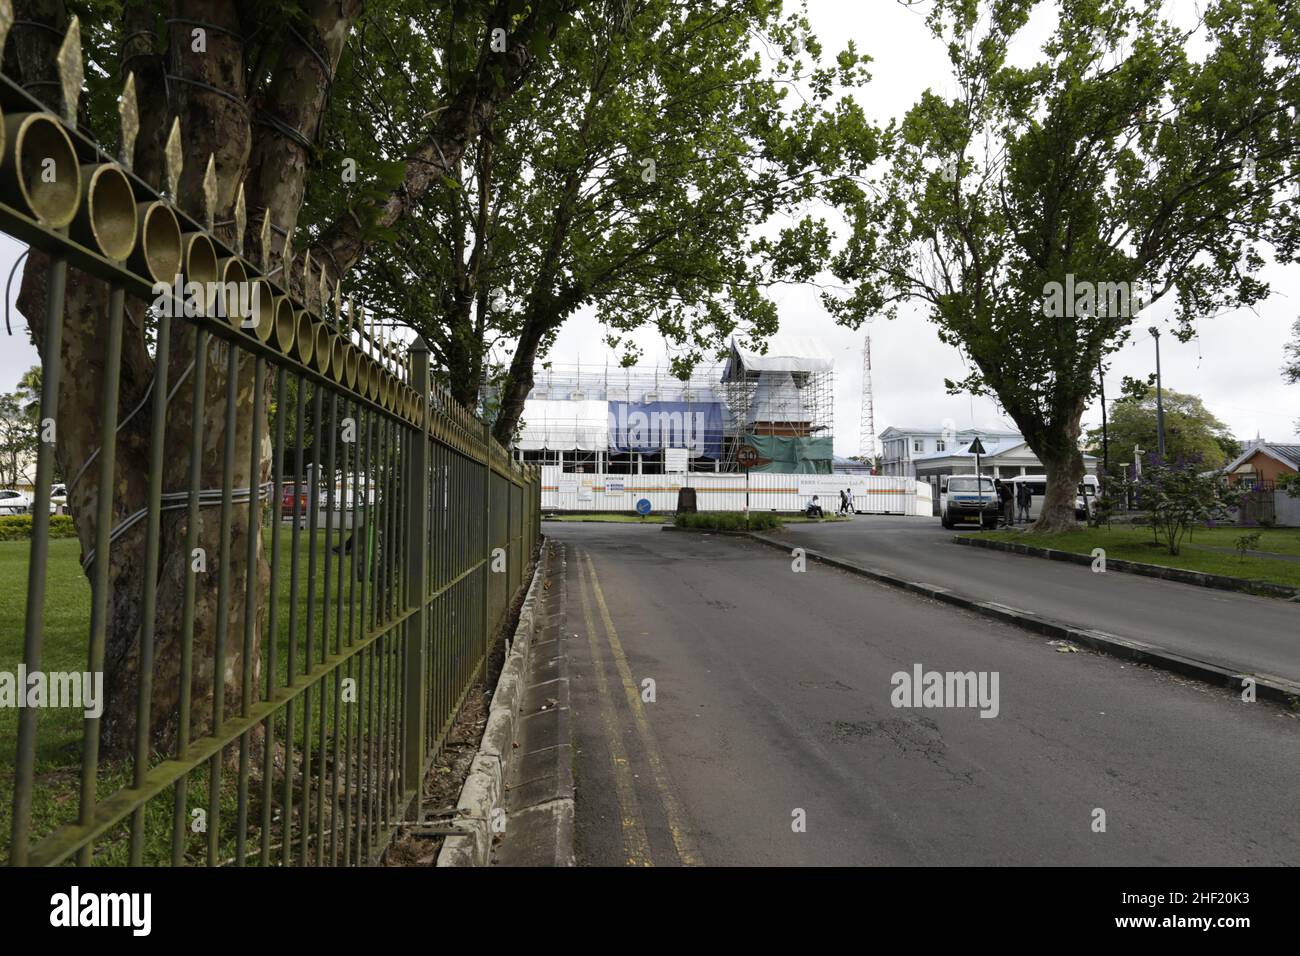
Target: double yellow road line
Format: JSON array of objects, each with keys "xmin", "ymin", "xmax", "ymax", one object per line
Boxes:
[{"xmin": 576, "ymin": 549, "xmax": 703, "ymax": 867}]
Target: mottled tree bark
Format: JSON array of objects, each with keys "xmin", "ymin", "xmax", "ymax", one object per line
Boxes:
[{"xmin": 1027, "ymin": 400, "xmax": 1088, "ymax": 534}]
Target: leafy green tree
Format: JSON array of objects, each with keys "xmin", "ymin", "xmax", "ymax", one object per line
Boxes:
[
  {"xmin": 1135, "ymin": 457, "xmax": 1244, "ymax": 555},
  {"xmin": 0, "ymin": 393, "xmax": 37, "ymax": 488},
  {"xmin": 0, "ymin": 365, "xmax": 45, "ymax": 487},
  {"xmin": 827, "ymin": 0, "xmax": 1300, "ymax": 531},
  {"xmin": 1086, "ymin": 385, "xmax": 1239, "ymax": 469},
  {"xmin": 339, "ymin": 0, "xmax": 876, "ymax": 442}
]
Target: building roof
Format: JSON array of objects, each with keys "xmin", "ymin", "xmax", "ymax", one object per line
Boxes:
[
  {"xmin": 912, "ymin": 440, "xmax": 1097, "ymax": 464},
  {"xmin": 878, "ymin": 425, "xmax": 1022, "ymax": 440},
  {"xmin": 722, "ymin": 335, "xmax": 834, "ymax": 378},
  {"xmin": 1222, "ymin": 442, "xmax": 1300, "ymax": 474}
]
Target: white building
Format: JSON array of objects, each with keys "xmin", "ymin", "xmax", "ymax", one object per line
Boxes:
[{"xmin": 878, "ymin": 426, "xmax": 1023, "ymax": 477}]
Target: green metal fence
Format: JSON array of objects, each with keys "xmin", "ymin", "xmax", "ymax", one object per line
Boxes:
[{"xmin": 1, "ymin": 18, "xmax": 540, "ymax": 866}]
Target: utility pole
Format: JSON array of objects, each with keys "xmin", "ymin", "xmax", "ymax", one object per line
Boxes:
[{"xmin": 1148, "ymin": 327, "xmax": 1166, "ymax": 460}]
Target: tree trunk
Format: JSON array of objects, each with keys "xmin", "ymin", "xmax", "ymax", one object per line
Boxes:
[
  {"xmin": 1029, "ymin": 403, "xmax": 1087, "ymax": 533},
  {"xmin": 1033, "ymin": 452, "xmax": 1084, "ymax": 532},
  {"xmin": 492, "ymin": 312, "xmax": 554, "ymax": 444},
  {"xmin": 444, "ymin": 303, "xmax": 483, "ymax": 410},
  {"xmin": 11, "ymin": 1, "xmax": 271, "ymax": 756}
]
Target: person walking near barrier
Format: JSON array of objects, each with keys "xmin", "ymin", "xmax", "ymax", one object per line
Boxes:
[{"xmin": 1016, "ymin": 481, "xmax": 1033, "ymax": 524}]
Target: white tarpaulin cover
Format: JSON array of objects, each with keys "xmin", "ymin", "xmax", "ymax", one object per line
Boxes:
[
  {"xmin": 516, "ymin": 399, "xmax": 609, "ymax": 451},
  {"xmin": 724, "ymin": 334, "xmax": 835, "ymax": 376},
  {"xmin": 747, "ymin": 370, "xmax": 810, "ymax": 425}
]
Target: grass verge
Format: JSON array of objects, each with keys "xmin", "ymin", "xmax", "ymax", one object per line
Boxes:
[{"xmin": 968, "ymin": 526, "xmax": 1300, "ymax": 588}]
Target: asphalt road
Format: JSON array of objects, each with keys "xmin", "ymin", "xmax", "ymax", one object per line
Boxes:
[
  {"xmin": 548, "ymin": 521, "xmax": 1300, "ymax": 866},
  {"xmin": 781, "ymin": 516, "xmax": 1300, "ymax": 685}
]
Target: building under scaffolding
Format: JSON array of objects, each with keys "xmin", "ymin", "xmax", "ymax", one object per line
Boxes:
[
  {"xmin": 718, "ymin": 335, "xmax": 835, "ymax": 472},
  {"xmin": 513, "ymin": 336, "xmax": 836, "ymax": 474}
]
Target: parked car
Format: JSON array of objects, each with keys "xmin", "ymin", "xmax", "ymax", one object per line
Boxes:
[
  {"xmin": 939, "ymin": 475, "xmax": 999, "ymax": 529},
  {"xmin": 280, "ymin": 483, "xmax": 310, "ymax": 517},
  {"xmin": 49, "ymin": 483, "xmax": 69, "ymax": 515},
  {"xmin": 0, "ymin": 489, "xmax": 33, "ymax": 515}
]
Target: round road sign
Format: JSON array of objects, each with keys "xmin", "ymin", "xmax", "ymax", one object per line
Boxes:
[{"xmin": 635, "ymin": 498, "xmax": 652, "ymax": 516}]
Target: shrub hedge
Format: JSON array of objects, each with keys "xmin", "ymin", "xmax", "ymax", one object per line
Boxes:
[
  {"xmin": 674, "ymin": 511, "xmax": 782, "ymax": 532},
  {"xmin": 0, "ymin": 514, "xmax": 77, "ymax": 541}
]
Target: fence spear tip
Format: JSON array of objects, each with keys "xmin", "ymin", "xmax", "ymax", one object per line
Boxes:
[
  {"xmin": 234, "ymin": 183, "xmax": 247, "ymax": 255},
  {"xmin": 202, "ymin": 154, "xmax": 218, "ymax": 233},
  {"xmin": 118, "ymin": 72, "xmax": 139, "ymax": 169},
  {"xmin": 164, "ymin": 117, "xmax": 182, "ymax": 200},
  {"xmin": 260, "ymin": 210, "xmax": 272, "ymax": 271},
  {"xmin": 57, "ymin": 15, "xmax": 83, "ymax": 127}
]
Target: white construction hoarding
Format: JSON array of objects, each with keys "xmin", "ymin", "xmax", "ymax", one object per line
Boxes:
[{"xmin": 539, "ymin": 467, "xmax": 931, "ymax": 516}]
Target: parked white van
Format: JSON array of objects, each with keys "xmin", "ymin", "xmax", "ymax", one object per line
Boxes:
[
  {"xmin": 1011, "ymin": 474, "xmax": 1099, "ymax": 520},
  {"xmin": 938, "ymin": 475, "xmax": 999, "ymax": 529}
]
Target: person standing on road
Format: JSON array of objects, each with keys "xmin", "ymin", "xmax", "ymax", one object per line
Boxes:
[
  {"xmin": 995, "ymin": 478, "xmax": 1014, "ymax": 528},
  {"xmin": 1016, "ymin": 481, "xmax": 1033, "ymax": 524}
]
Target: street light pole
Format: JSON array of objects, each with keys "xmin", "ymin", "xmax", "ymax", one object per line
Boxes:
[
  {"xmin": 1148, "ymin": 326, "xmax": 1166, "ymax": 460},
  {"xmin": 1098, "ymin": 360, "xmax": 1109, "ymax": 477}
]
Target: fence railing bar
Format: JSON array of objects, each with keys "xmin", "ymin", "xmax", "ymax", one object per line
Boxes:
[
  {"xmin": 127, "ymin": 303, "xmax": 174, "ymax": 865},
  {"xmin": 341, "ymin": 654, "xmax": 355, "ymax": 866},
  {"xmin": 172, "ymin": 324, "xmax": 210, "ymax": 865},
  {"xmin": 347, "ymin": 399, "xmax": 361, "ymax": 653},
  {"xmin": 204, "ymin": 342, "xmax": 241, "ymax": 866},
  {"xmin": 260, "ymin": 365, "xmax": 288, "ymax": 866},
  {"xmin": 234, "ymin": 355, "xmax": 266, "ymax": 866},
  {"xmin": 316, "ymin": 390, "xmax": 339, "ymax": 865},
  {"xmin": 78, "ymin": 282, "xmax": 125, "ymax": 866},
  {"xmin": 299, "ymin": 379, "xmax": 325, "ymax": 866}
]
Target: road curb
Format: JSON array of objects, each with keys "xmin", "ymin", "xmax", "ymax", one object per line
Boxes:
[
  {"xmin": 437, "ymin": 547, "xmax": 549, "ymax": 868},
  {"xmin": 952, "ymin": 534, "xmax": 1300, "ymax": 601},
  {"xmin": 492, "ymin": 538, "xmax": 577, "ymax": 867},
  {"xmin": 728, "ymin": 529, "xmax": 1300, "ymax": 707}
]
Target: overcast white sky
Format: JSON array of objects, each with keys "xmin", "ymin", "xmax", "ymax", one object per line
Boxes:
[{"xmin": 0, "ymin": 1, "xmax": 1295, "ymax": 457}]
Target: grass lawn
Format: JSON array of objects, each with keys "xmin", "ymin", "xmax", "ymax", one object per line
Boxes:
[
  {"xmin": 0, "ymin": 523, "xmax": 381, "ymax": 865},
  {"xmin": 969, "ymin": 526, "xmax": 1300, "ymax": 589}
]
